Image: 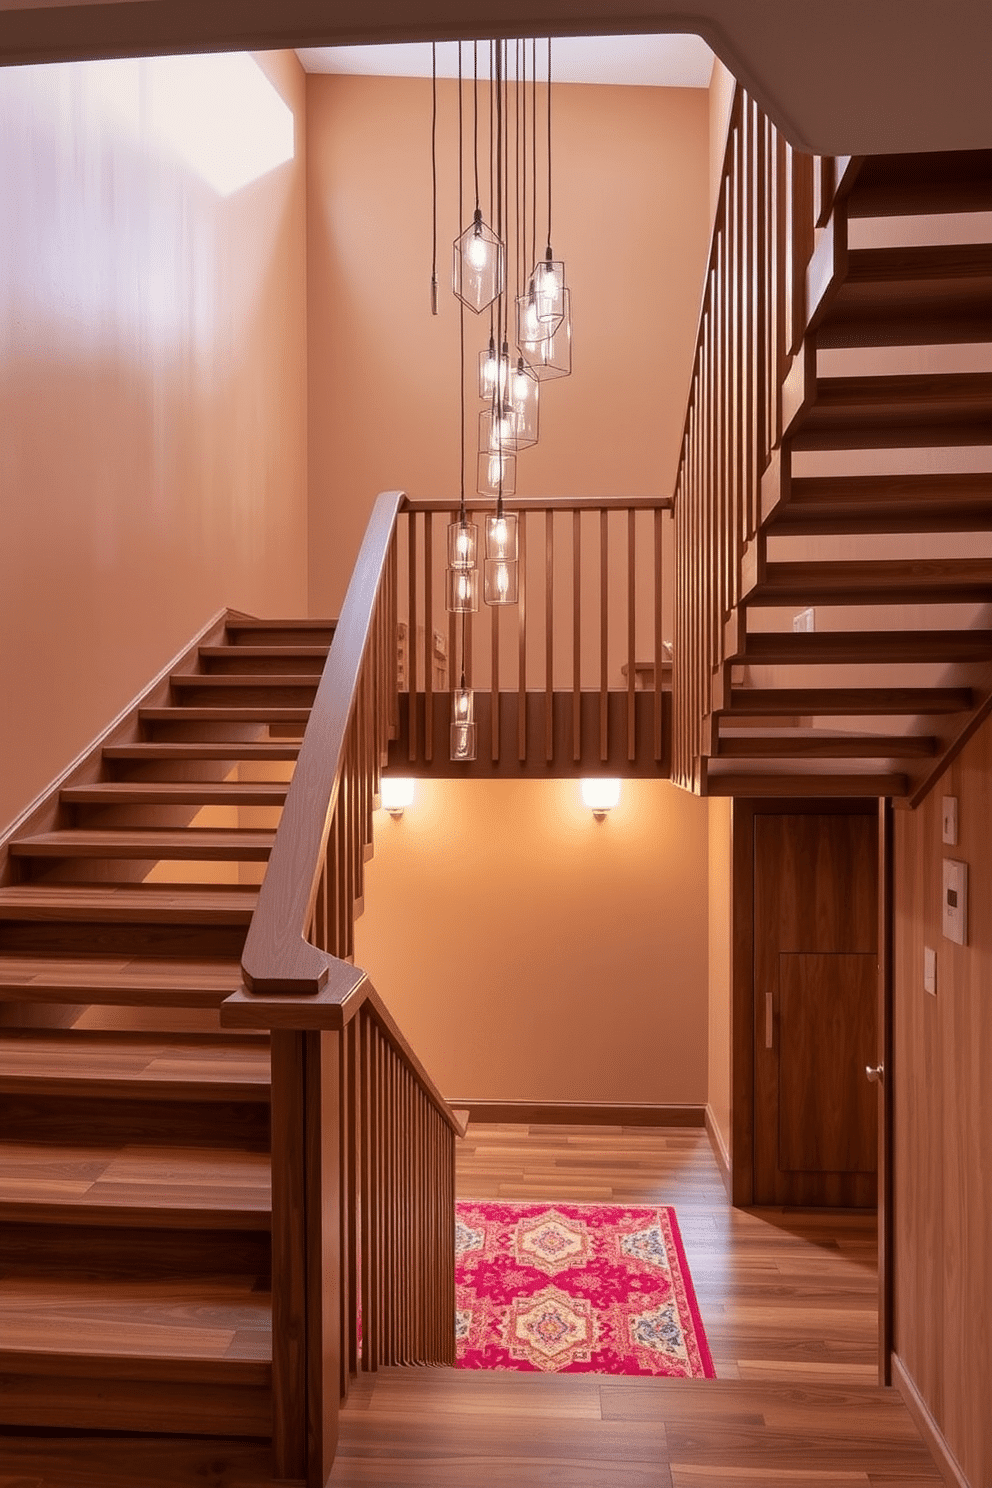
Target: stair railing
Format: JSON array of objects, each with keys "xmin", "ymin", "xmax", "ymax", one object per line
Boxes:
[
  {"xmin": 671, "ymin": 83, "xmax": 828, "ymax": 792},
  {"xmin": 223, "ymin": 489, "xmax": 460, "ymax": 1488},
  {"xmin": 398, "ymin": 494, "xmax": 673, "ymax": 772}
]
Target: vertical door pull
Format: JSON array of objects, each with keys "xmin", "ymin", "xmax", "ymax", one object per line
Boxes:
[{"xmin": 765, "ymin": 991, "xmax": 774, "ymax": 1049}]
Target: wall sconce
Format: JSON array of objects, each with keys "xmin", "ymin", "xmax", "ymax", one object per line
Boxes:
[
  {"xmin": 581, "ymin": 778, "xmax": 621, "ymax": 819},
  {"xmin": 380, "ymin": 777, "xmax": 415, "ymax": 817}
]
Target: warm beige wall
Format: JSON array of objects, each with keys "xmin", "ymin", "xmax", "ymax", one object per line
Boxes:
[
  {"xmin": 706, "ymin": 796, "xmax": 732, "ymax": 1153},
  {"xmin": 0, "ymin": 50, "xmax": 308, "ymax": 833},
  {"xmin": 893, "ymin": 716, "xmax": 992, "ymax": 1487},
  {"xmin": 707, "ymin": 58, "xmax": 736, "ymax": 221},
  {"xmin": 306, "ymin": 73, "xmax": 710, "ymax": 615},
  {"xmin": 355, "ymin": 778, "xmax": 709, "ymax": 1105}
]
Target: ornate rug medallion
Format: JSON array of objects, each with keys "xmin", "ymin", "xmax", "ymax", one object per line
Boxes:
[{"xmin": 455, "ymin": 1200, "xmax": 715, "ymax": 1378}]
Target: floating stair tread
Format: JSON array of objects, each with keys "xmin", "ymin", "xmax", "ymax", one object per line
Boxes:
[
  {"xmin": 769, "ymin": 471, "xmax": 992, "ymax": 534},
  {"xmin": 739, "ymin": 630, "xmax": 992, "ymax": 664},
  {"xmin": 843, "ymin": 243, "xmax": 992, "ymax": 286},
  {"xmin": 716, "ymin": 731, "xmax": 938, "ymax": 759},
  {"xmin": 0, "ymin": 1032, "xmax": 271, "ymax": 1100},
  {"xmin": 139, "ymin": 706, "xmax": 311, "ymax": 724},
  {"xmin": 9, "ymin": 829, "xmax": 276, "ymax": 861},
  {"xmin": 0, "ymin": 1140, "xmax": 271, "ymax": 1226},
  {"xmin": 787, "ymin": 473, "xmax": 991, "ymax": 507},
  {"xmin": 792, "ymin": 371, "xmax": 992, "ymax": 448},
  {"xmin": 225, "ymin": 618, "xmax": 335, "ymax": 632},
  {"xmin": 846, "ymin": 150, "xmax": 992, "ymax": 217},
  {"xmin": 61, "ymin": 783, "xmax": 290, "ymax": 806},
  {"xmin": 706, "ymin": 773, "xmax": 909, "ymax": 798},
  {"xmin": 723, "ymin": 687, "xmax": 971, "ymax": 716},
  {"xmin": 199, "ymin": 645, "xmax": 329, "ymax": 660},
  {"xmin": 103, "ymin": 742, "xmax": 301, "ymax": 762},
  {"xmin": 750, "ymin": 557, "xmax": 992, "ymax": 605},
  {"xmin": 0, "ymin": 953, "xmax": 244, "ymax": 1006},
  {"xmin": 0, "ymin": 1278, "xmax": 271, "ymax": 1367},
  {"xmin": 169, "ymin": 674, "xmax": 320, "ymax": 689},
  {"xmin": 0, "ymin": 885, "xmax": 258, "ymax": 924}
]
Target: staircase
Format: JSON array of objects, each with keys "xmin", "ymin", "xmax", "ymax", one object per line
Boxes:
[
  {"xmin": 674, "ymin": 120, "xmax": 992, "ymax": 800},
  {"xmin": 0, "ymin": 614, "xmax": 330, "ymax": 1470}
]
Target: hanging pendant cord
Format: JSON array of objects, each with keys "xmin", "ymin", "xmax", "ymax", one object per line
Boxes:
[
  {"xmin": 546, "ymin": 36, "xmax": 553, "ymax": 252},
  {"xmin": 457, "ymin": 44, "xmax": 466, "ymax": 521},
  {"xmin": 430, "ymin": 42, "xmax": 438, "ymax": 313},
  {"xmin": 473, "ymin": 41, "xmax": 481, "ymax": 212},
  {"xmin": 531, "ymin": 39, "xmax": 538, "ymax": 271}
]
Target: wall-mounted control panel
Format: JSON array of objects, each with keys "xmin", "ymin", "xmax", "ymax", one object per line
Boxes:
[{"xmin": 942, "ymin": 858, "xmax": 968, "ymax": 946}]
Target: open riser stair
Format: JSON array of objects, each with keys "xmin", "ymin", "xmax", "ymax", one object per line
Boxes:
[{"xmin": 673, "ymin": 93, "xmax": 992, "ymax": 800}]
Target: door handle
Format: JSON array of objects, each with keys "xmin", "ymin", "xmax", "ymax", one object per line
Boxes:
[
  {"xmin": 866, "ymin": 1064, "xmax": 884, "ymax": 1084},
  {"xmin": 765, "ymin": 992, "xmax": 773, "ymax": 1049}
]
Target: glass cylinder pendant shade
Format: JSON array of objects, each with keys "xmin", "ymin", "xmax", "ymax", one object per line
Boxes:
[
  {"xmin": 480, "ymin": 401, "xmax": 521, "ymax": 455},
  {"xmin": 451, "ymin": 687, "xmax": 476, "ymax": 761},
  {"xmin": 484, "ymin": 557, "xmax": 519, "ymax": 606},
  {"xmin": 518, "ymin": 287, "xmax": 572, "ymax": 381},
  {"xmin": 445, "ymin": 566, "xmax": 479, "ymax": 613},
  {"xmin": 509, "ymin": 359, "xmax": 539, "ymax": 449},
  {"xmin": 446, "ymin": 518, "xmax": 478, "ymax": 569},
  {"xmin": 479, "ymin": 339, "xmax": 511, "ymax": 400},
  {"xmin": 533, "ymin": 252, "xmax": 566, "ymax": 331},
  {"xmin": 453, "ymin": 209, "xmax": 504, "ymax": 314},
  {"xmin": 477, "ymin": 448, "xmax": 517, "ymax": 498},
  {"xmin": 485, "ymin": 511, "xmax": 518, "ymax": 562}
]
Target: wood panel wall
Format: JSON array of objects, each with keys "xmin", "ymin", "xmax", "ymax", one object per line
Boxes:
[{"xmin": 893, "ymin": 708, "xmax": 992, "ymax": 1488}]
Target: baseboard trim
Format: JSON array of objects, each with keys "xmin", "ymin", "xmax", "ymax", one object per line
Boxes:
[
  {"xmin": 451, "ymin": 1101, "xmax": 707, "ymax": 1129},
  {"xmin": 704, "ymin": 1104, "xmax": 732, "ymax": 1198},
  {"xmin": 891, "ymin": 1353, "xmax": 971, "ymax": 1488}
]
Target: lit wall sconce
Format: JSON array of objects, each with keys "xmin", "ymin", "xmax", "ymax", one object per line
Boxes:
[
  {"xmin": 581, "ymin": 778, "xmax": 621, "ymax": 819},
  {"xmin": 380, "ymin": 777, "xmax": 415, "ymax": 817}
]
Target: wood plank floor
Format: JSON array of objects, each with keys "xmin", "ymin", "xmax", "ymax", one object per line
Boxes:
[{"xmin": 326, "ymin": 1123, "xmax": 943, "ymax": 1488}]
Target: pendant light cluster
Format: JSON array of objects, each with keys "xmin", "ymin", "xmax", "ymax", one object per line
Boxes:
[{"xmin": 436, "ymin": 39, "xmax": 572, "ymax": 760}]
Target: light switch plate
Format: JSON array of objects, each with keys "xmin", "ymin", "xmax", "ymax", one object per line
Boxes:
[
  {"xmin": 924, "ymin": 945, "xmax": 937, "ymax": 996},
  {"xmin": 942, "ymin": 858, "xmax": 968, "ymax": 946},
  {"xmin": 793, "ymin": 607, "xmax": 815, "ymax": 633},
  {"xmin": 942, "ymin": 795, "xmax": 958, "ymax": 846}
]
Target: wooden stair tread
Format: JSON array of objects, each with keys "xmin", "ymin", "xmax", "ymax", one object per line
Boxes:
[
  {"xmin": 706, "ymin": 772, "xmax": 908, "ymax": 798},
  {"xmin": 170, "ymin": 674, "xmax": 320, "ymax": 688},
  {"xmin": 225, "ymin": 618, "xmax": 335, "ymax": 632},
  {"xmin": 715, "ymin": 730, "xmax": 938, "ymax": 759},
  {"xmin": 0, "ymin": 1031, "xmax": 270, "ymax": 1098},
  {"xmin": 103, "ymin": 742, "xmax": 301, "ymax": 762},
  {"xmin": 846, "ymin": 149, "xmax": 992, "ymax": 217},
  {"xmin": 61, "ymin": 783, "xmax": 290, "ymax": 806},
  {"xmin": 722, "ymin": 687, "xmax": 971, "ymax": 716},
  {"xmin": 0, "ymin": 885, "xmax": 258, "ymax": 924},
  {"xmin": 0, "ymin": 1140, "xmax": 271, "ymax": 1225},
  {"xmin": 9, "ymin": 829, "xmax": 276, "ymax": 860},
  {"xmin": 748, "ymin": 557, "xmax": 992, "ymax": 605},
  {"xmin": 769, "ymin": 470, "xmax": 992, "ymax": 535},
  {"xmin": 737, "ymin": 629, "xmax": 992, "ymax": 664},
  {"xmin": 0, "ymin": 953, "xmax": 244, "ymax": 1006},
  {"xmin": 792, "ymin": 371, "xmax": 992, "ymax": 449},
  {"xmin": 0, "ymin": 1278, "xmax": 271, "ymax": 1367},
  {"xmin": 199, "ymin": 645, "xmax": 329, "ymax": 659},
  {"xmin": 139, "ymin": 707, "xmax": 311, "ymax": 723}
]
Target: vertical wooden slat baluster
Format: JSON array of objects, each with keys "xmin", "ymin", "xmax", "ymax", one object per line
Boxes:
[
  {"xmin": 372, "ymin": 1024, "xmax": 383, "ymax": 1370},
  {"xmin": 599, "ymin": 506, "xmax": 609, "ymax": 762},
  {"xmin": 517, "ymin": 511, "xmax": 528, "ymax": 762},
  {"xmin": 545, "ymin": 507, "xmax": 554, "ymax": 763},
  {"xmin": 407, "ymin": 510, "xmax": 418, "ymax": 763},
  {"xmin": 359, "ymin": 1013, "xmax": 373, "ymax": 1371},
  {"xmin": 424, "ymin": 512, "xmax": 433, "ymax": 762},
  {"xmin": 572, "ymin": 508, "xmax": 581, "ymax": 763},
  {"xmin": 627, "ymin": 507, "xmax": 636, "ymax": 762},
  {"xmin": 654, "ymin": 507, "xmax": 663, "ymax": 763},
  {"xmin": 491, "ymin": 596, "xmax": 501, "ymax": 762}
]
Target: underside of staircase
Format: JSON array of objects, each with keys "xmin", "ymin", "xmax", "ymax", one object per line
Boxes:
[
  {"xmin": 0, "ymin": 613, "xmax": 333, "ymax": 1478},
  {"xmin": 700, "ymin": 149, "xmax": 992, "ymax": 802}
]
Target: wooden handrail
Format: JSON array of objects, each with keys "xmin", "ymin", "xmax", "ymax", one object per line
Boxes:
[
  {"xmin": 241, "ymin": 488, "xmax": 402, "ymax": 998},
  {"xmin": 402, "ymin": 495, "xmax": 673, "ymax": 512}
]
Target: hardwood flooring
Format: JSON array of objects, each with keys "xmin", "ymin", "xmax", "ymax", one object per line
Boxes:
[{"xmin": 325, "ymin": 1123, "xmax": 944, "ymax": 1488}]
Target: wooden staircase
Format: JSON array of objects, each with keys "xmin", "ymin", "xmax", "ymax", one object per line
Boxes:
[
  {"xmin": 0, "ymin": 614, "xmax": 332, "ymax": 1473},
  {"xmin": 674, "ymin": 123, "xmax": 992, "ymax": 801}
]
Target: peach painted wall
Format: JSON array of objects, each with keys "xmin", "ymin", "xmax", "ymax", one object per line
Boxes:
[
  {"xmin": 0, "ymin": 50, "xmax": 308, "ymax": 833},
  {"xmin": 355, "ymin": 778, "xmax": 709, "ymax": 1105},
  {"xmin": 306, "ymin": 73, "xmax": 710, "ymax": 614}
]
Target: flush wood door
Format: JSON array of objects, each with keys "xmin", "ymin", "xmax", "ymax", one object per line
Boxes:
[{"xmin": 753, "ymin": 810, "xmax": 879, "ymax": 1207}]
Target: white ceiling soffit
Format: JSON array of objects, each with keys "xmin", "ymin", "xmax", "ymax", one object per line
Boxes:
[{"xmin": 297, "ymin": 35, "xmax": 715, "ymax": 89}]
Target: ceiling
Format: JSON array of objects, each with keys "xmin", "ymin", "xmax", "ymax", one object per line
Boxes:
[{"xmin": 296, "ymin": 35, "xmax": 716, "ymax": 89}]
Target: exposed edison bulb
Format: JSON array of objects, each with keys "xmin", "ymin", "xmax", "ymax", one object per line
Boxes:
[
  {"xmin": 487, "ymin": 453, "xmax": 508, "ymax": 488},
  {"xmin": 537, "ymin": 262, "xmax": 561, "ymax": 306},
  {"xmin": 512, "ymin": 369, "xmax": 530, "ymax": 403},
  {"xmin": 494, "ymin": 561, "xmax": 511, "ymax": 598},
  {"xmin": 468, "ymin": 230, "xmax": 489, "ymax": 271},
  {"xmin": 481, "ymin": 349, "xmax": 499, "ymax": 394},
  {"xmin": 524, "ymin": 296, "xmax": 541, "ymax": 340},
  {"xmin": 453, "ymin": 687, "xmax": 473, "ymax": 723},
  {"xmin": 456, "ymin": 528, "xmax": 471, "ymax": 560},
  {"xmin": 455, "ymin": 573, "xmax": 472, "ymax": 604}
]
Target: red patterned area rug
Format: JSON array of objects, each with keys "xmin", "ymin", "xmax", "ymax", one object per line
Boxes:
[{"xmin": 455, "ymin": 1200, "xmax": 715, "ymax": 1378}]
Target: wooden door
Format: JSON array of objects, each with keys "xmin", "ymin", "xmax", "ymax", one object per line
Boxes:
[{"xmin": 754, "ymin": 811, "xmax": 878, "ymax": 1207}]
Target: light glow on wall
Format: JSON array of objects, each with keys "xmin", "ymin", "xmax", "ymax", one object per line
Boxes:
[{"xmin": 91, "ymin": 52, "xmax": 295, "ymax": 196}]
